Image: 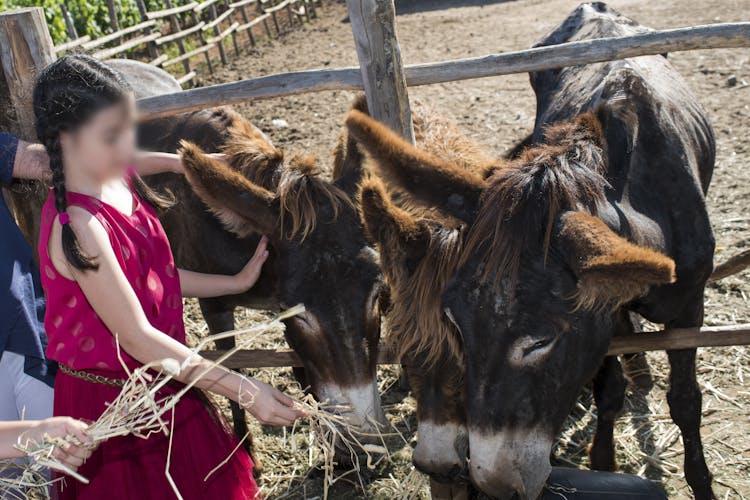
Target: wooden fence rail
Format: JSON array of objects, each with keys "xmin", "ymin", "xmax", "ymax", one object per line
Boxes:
[
  {"xmin": 137, "ymin": 21, "xmax": 750, "ymax": 118},
  {"xmin": 201, "ymin": 324, "xmax": 750, "ymax": 369},
  {"xmin": 47, "ymin": 0, "xmax": 324, "ymax": 87}
]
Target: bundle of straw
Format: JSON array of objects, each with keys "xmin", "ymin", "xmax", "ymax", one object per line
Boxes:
[
  {"xmin": 0, "ymin": 305, "xmax": 305, "ymax": 500},
  {"xmin": 290, "ymin": 394, "xmax": 402, "ymax": 499}
]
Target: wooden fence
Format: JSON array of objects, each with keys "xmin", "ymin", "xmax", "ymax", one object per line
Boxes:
[
  {"xmin": 1, "ymin": 1, "xmax": 749, "ymax": 367},
  {"xmin": 51, "ymin": 0, "xmax": 324, "ymax": 87}
]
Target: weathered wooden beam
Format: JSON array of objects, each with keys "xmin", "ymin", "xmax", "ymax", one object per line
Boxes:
[
  {"xmin": 0, "ymin": 8, "xmax": 55, "ymax": 248},
  {"xmin": 709, "ymin": 249, "xmax": 750, "ymax": 282},
  {"xmin": 203, "ymin": 7, "xmax": 235, "ymax": 31},
  {"xmin": 177, "ymin": 70, "xmax": 197, "ymax": 85},
  {"xmin": 208, "ymin": 3, "xmax": 229, "ymax": 64},
  {"xmin": 195, "ymin": 0, "xmax": 222, "ymax": 13},
  {"xmin": 137, "ymin": 22, "xmax": 750, "ymax": 119},
  {"xmin": 54, "ymin": 35, "xmax": 91, "ymax": 53},
  {"xmin": 82, "ymin": 20, "xmax": 158, "ymax": 50},
  {"xmin": 346, "ymin": 0, "xmax": 414, "ymax": 142},
  {"xmin": 106, "ymin": 0, "xmax": 121, "ymax": 40},
  {"xmin": 201, "ymin": 324, "xmax": 750, "ymax": 369},
  {"xmin": 161, "ymin": 43, "xmax": 216, "ymax": 67},
  {"xmin": 139, "ymin": 67, "xmax": 361, "ymax": 116},
  {"xmin": 60, "ymin": 3, "xmax": 78, "ymax": 41},
  {"xmin": 229, "ymin": 0, "xmax": 256, "ymax": 8},
  {"xmin": 0, "ymin": 8, "xmax": 56, "ymax": 140},
  {"xmin": 155, "ymin": 21, "xmax": 206, "ymax": 45},
  {"xmin": 135, "ymin": 0, "xmax": 160, "ymax": 59},
  {"xmin": 92, "ymin": 32, "xmax": 161, "ymax": 60},
  {"xmin": 147, "ymin": 2, "xmax": 199, "ymax": 20}
]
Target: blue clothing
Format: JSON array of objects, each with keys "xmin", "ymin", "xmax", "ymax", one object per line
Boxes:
[{"xmin": 0, "ymin": 133, "xmax": 55, "ymax": 387}]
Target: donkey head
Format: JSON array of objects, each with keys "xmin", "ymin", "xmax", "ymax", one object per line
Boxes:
[
  {"xmin": 181, "ymin": 114, "xmax": 386, "ymax": 432},
  {"xmin": 359, "ymin": 178, "xmax": 468, "ymax": 484},
  {"xmin": 347, "ymin": 109, "xmax": 675, "ymax": 499}
]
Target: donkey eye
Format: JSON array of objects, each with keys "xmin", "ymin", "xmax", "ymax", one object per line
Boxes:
[{"xmin": 523, "ymin": 337, "xmax": 555, "ymax": 357}]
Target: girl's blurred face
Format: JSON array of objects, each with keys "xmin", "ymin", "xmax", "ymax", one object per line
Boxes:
[{"xmin": 60, "ymin": 93, "xmax": 137, "ymax": 181}]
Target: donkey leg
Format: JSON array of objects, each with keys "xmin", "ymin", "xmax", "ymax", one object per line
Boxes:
[
  {"xmin": 665, "ymin": 295, "xmax": 714, "ymax": 500},
  {"xmin": 199, "ymin": 300, "xmax": 261, "ymax": 475},
  {"xmin": 667, "ymin": 347, "xmax": 714, "ymax": 499},
  {"xmin": 589, "ymin": 355, "xmax": 625, "ymax": 471}
]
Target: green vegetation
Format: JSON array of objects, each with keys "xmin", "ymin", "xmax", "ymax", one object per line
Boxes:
[{"xmin": 0, "ymin": 0, "xmax": 168, "ymax": 44}]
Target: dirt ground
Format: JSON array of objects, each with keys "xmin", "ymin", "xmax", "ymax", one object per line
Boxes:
[{"xmin": 182, "ymin": 0, "xmax": 750, "ymax": 498}]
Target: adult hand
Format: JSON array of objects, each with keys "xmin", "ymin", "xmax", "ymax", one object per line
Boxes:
[
  {"xmin": 239, "ymin": 378, "xmax": 306, "ymax": 426},
  {"xmin": 233, "ymin": 236, "xmax": 269, "ymax": 293},
  {"xmin": 24, "ymin": 417, "xmax": 95, "ymax": 471}
]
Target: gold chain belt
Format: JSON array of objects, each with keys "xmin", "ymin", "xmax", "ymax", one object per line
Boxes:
[{"xmin": 59, "ymin": 364, "xmax": 126, "ymax": 388}]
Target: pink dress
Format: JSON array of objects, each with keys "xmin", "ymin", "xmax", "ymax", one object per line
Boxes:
[{"xmin": 38, "ymin": 171, "xmax": 259, "ymax": 499}]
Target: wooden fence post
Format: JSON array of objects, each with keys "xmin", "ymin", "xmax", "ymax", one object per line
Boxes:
[
  {"xmin": 0, "ymin": 8, "xmax": 56, "ymax": 140},
  {"xmin": 60, "ymin": 3, "xmax": 79, "ymax": 41},
  {"xmin": 135, "ymin": 0, "xmax": 160, "ymax": 59},
  {"xmin": 346, "ymin": 0, "xmax": 414, "ymax": 143},
  {"xmin": 0, "ymin": 7, "xmax": 56, "ymax": 248}
]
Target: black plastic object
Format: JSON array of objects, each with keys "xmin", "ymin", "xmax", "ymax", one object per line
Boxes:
[{"xmin": 541, "ymin": 467, "xmax": 667, "ymax": 499}]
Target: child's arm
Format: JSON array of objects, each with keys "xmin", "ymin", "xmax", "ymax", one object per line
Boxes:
[
  {"xmin": 51, "ymin": 209, "xmax": 302, "ymax": 426},
  {"xmin": 178, "ymin": 236, "xmax": 269, "ymax": 298},
  {"xmin": 134, "ymin": 151, "xmax": 183, "ymax": 175},
  {"xmin": 135, "ymin": 151, "xmax": 227, "ymax": 176},
  {"xmin": 0, "ymin": 418, "xmax": 94, "ymax": 470}
]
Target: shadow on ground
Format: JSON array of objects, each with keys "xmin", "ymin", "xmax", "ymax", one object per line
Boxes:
[
  {"xmin": 341, "ymin": 0, "xmax": 515, "ymax": 22},
  {"xmin": 394, "ymin": 0, "xmax": 516, "ymax": 15}
]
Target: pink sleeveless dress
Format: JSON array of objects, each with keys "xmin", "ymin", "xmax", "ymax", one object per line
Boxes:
[{"xmin": 38, "ymin": 171, "xmax": 259, "ymax": 500}]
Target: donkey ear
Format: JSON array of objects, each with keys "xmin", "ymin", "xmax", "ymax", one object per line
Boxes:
[
  {"xmin": 332, "ymin": 126, "xmax": 366, "ymax": 199},
  {"xmin": 180, "ymin": 141, "xmax": 279, "ymax": 237},
  {"xmin": 345, "ymin": 110, "xmax": 483, "ymax": 224},
  {"xmin": 558, "ymin": 211, "xmax": 676, "ymax": 310},
  {"xmin": 359, "ymin": 177, "xmax": 430, "ymax": 275}
]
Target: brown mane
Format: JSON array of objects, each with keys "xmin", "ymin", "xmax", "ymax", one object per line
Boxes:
[
  {"xmin": 359, "ymin": 105, "xmax": 497, "ymax": 366},
  {"xmin": 361, "ymin": 178, "xmax": 465, "ymax": 367},
  {"xmin": 462, "ymin": 112, "xmax": 610, "ymax": 283},
  {"xmin": 222, "ymin": 113, "xmax": 354, "ymax": 241}
]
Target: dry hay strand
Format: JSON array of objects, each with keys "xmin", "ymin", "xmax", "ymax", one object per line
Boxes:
[
  {"xmin": 290, "ymin": 394, "xmax": 393, "ymax": 500},
  {"xmin": 0, "ymin": 305, "xmax": 305, "ymax": 500}
]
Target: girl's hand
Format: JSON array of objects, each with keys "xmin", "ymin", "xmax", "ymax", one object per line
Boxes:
[
  {"xmin": 25, "ymin": 417, "xmax": 96, "ymax": 471},
  {"xmin": 239, "ymin": 378, "xmax": 306, "ymax": 426},
  {"xmin": 233, "ymin": 236, "xmax": 269, "ymax": 293}
]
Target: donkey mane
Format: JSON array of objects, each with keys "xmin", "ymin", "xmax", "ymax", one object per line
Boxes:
[
  {"xmin": 361, "ymin": 178, "xmax": 465, "ymax": 367},
  {"xmin": 222, "ymin": 111, "xmax": 354, "ymax": 241},
  {"xmin": 462, "ymin": 112, "xmax": 610, "ymax": 283}
]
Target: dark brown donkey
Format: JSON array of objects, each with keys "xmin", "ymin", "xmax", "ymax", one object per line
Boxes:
[
  {"xmin": 347, "ymin": 3, "xmax": 716, "ymax": 498},
  {"xmin": 168, "ymin": 109, "xmax": 387, "ymax": 436},
  {"xmin": 358, "ymin": 105, "xmax": 496, "ymax": 498}
]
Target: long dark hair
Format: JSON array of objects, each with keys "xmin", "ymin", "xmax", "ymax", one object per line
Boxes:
[{"xmin": 33, "ymin": 54, "xmax": 172, "ymax": 271}]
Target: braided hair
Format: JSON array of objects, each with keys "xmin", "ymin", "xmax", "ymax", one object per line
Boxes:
[{"xmin": 33, "ymin": 54, "xmax": 172, "ymax": 271}]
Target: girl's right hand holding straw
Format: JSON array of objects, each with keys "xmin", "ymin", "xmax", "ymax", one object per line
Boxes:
[{"xmin": 238, "ymin": 378, "xmax": 306, "ymax": 426}]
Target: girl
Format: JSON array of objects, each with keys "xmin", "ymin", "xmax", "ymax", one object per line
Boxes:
[{"xmin": 34, "ymin": 54, "xmax": 304, "ymax": 499}]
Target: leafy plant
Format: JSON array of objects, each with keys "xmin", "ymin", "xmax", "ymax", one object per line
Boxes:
[{"xmin": 0, "ymin": 0, "xmax": 168, "ymax": 44}]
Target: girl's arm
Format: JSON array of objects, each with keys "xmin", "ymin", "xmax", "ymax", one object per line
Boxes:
[
  {"xmin": 0, "ymin": 417, "xmax": 94, "ymax": 470},
  {"xmin": 134, "ymin": 151, "xmax": 183, "ymax": 175},
  {"xmin": 2, "ymin": 136, "xmax": 183, "ymax": 181},
  {"xmin": 51, "ymin": 209, "xmax": 302, "ymax": 426},
  {"xmin": 135, "ymin": 151, "xmax": 227, "ymax": 176},
  {"xmin": 178, "ymin": 236, "xmax": 269, "ymax": 298}
]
